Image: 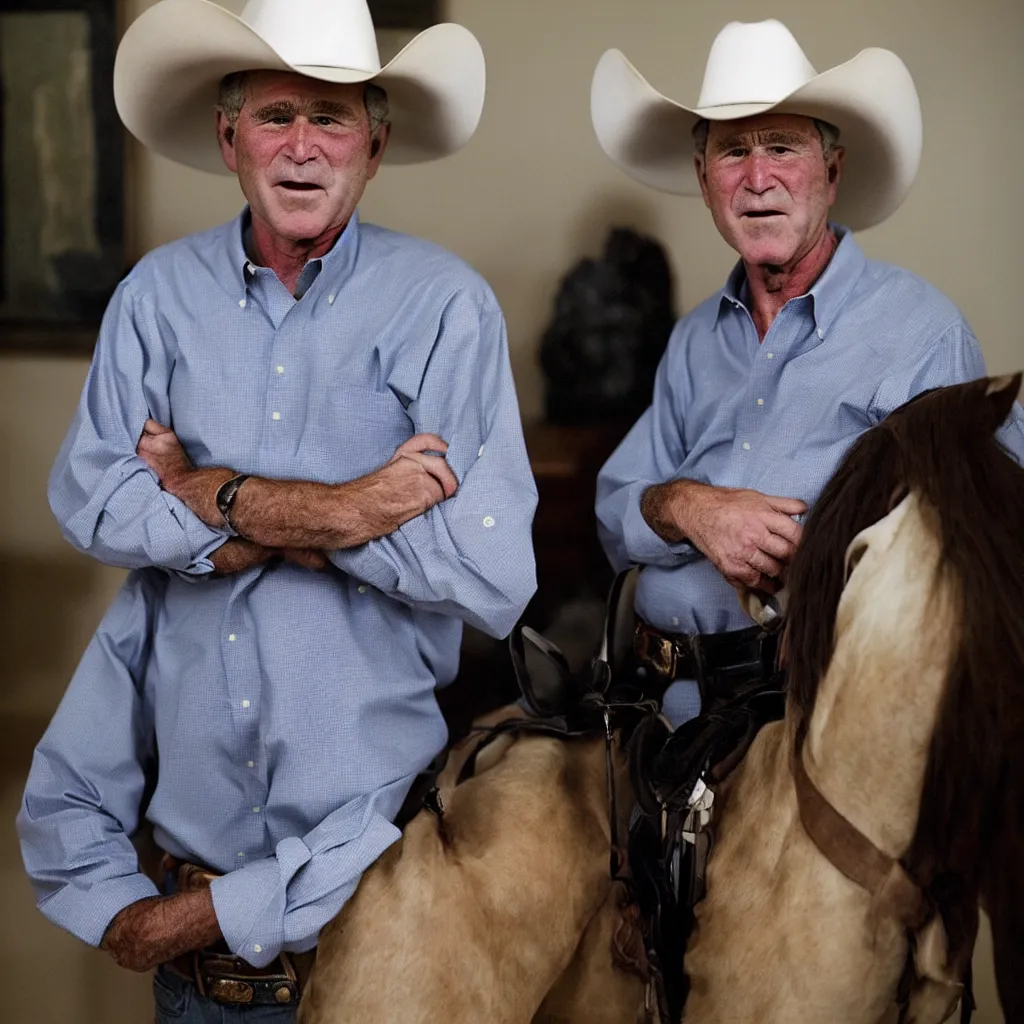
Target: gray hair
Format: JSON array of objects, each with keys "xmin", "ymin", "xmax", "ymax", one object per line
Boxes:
[
  {"xmin": 217, "ymin": 72, "xmax": 390, "ymax": 135},
  {"xmin": 692, "ymin": 116, "xmax": 841, "ymax": 162}
]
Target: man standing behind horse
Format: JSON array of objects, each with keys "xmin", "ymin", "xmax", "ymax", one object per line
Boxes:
[
  {"xmin": 17, "ymin": 0, "xmax": 537, "ymax": 1019},
  {"xmin": 591, "ymin": 19, "xmax": 1024, "ymax": 724}
]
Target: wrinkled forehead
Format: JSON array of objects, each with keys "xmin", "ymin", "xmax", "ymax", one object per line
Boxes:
[
  {"xmin": 240, "ymin": 69, "xmax": 368, "ymax": 111},
  {"xmin": 706, "ymin": 112, "xmax": 821, "ymax": 151}
]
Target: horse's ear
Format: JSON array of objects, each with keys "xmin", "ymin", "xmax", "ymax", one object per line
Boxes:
[
  {"xmin": 509, "ymin": 624, "xmax": 575, "ymax": 717},
  {"xmin": 982, "ymin": 373, "xmax": 1022, "ymax": 432}
]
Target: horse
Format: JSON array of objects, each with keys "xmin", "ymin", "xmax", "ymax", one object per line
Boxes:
[
  {"xmin": 635, "ymin": 375, "xmax": 1024, "ymax": 1023},
  {"xmin": 298, "ymin": 597, "xmax": 662, "ymax": 1024}
]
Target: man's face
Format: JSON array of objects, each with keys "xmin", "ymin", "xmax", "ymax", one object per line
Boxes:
[
  {"xmin": 695, "ymin": 114, "xmax": 844, "ymax": 269},
  {"xmin": 217, "ymin": 71, "xmax": 388, "ymax": 247}
]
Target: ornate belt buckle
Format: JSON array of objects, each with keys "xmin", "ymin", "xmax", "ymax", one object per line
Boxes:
[{"xmin": 647, "ymin": 633, "xmax": 676, "ymax": 678}]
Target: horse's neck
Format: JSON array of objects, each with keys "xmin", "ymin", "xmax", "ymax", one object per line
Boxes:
[{"xmin": 800, "ymin": 605, "xmax": 955, "ymax": 857}]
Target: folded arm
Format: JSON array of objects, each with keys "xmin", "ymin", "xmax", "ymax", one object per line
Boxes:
[
  {"xmin": 139, "ymin": 289, "xmax": 538, "ymax": 638},
  {"xmin": 48, "ymin": 279, "xmax": 228, "ymax": 574}
]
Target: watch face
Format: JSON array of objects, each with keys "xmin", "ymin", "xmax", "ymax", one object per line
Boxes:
[{"xmin": 217, "ymin": 476, "xmax": 243, "ymax": 517}]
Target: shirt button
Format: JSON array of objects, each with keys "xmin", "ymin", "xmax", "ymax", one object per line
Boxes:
[
  {"xmin": 238, "ymin": 299, "xmax": 247, "ymax": 308},
  {"xmin": 328, "ymin": 294, "xmax": 336, "ymax": 305},
  {"xmin": 237, "ymin": 852, "xmax": 245, "ymax": 859},
  {"xmin": 253, "ymin": 945, "xmax": 263, "ymax": 954},
  {"xmin": 242, "ymin": 700, "xmax": 250, "ymax": 709},
  {"xmin": 272, "ymin": 412, "xmax": 281, "ymax": 421},
  {"xmin": 817, "ymin": 328, "xmax": 824, "ymax": 339},
  {"xmin": 357, "ymin": 585, "xmax": 367, "ymax": 594},
  {"xmin": 482, "ymin": 515, "xmax": 496, "ymax": 528},
  {"xmin": 228, "ymin": 633, "xmax": 237, "ymax": 642},
  {"xmin": 247, "ymin": 761, "xmax": 255, "ymax": 769},
  {"xmin": 478, "ymin": 445, "xmax": 485, "ymax": 458},
  {"xmin": 756, "ymin": 399, "xmax": 764, "ymax": 407},
  {"xmin": 671, "ymin": 616, "xmax": 680, "ymax": 627},
  {"xmin": 742, "ymin": 442, "xmax": 752, "ymax": 451},
  {"xmin": 276, "ymin": 366, "xmax": 284, "ymax": 375},
  {"xmin": 253, "ymin": 806, "xmax": 261, "ymax": 814},
  {"xmin": 766, "ymin": 352, "xmax": 774, "ymax": 360}
]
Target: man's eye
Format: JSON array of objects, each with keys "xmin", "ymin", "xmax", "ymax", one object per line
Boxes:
[
  {"xmin": 269, "ymin": 116, "xmax": 291, "ymax": 125},
  {"xmin": 770, "ymin": 146, "xmax": 791, "ymax": 155},
  {"xmin": 313, "ymin": 116, "xmax": 337, "ymax": 127},
  {"xmin": 727, "ymin": 149, "xmax": 747, "ymax": 158}
]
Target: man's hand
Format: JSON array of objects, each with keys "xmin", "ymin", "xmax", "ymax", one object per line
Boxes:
[
  {"xmin": 374, "ymin": 432, "xmax": 459, "ymax": 523},
  {"xmin": 642, "ymin": 480, "xmax": 805, "ymax": 592},
  {"xmin": 137, "ymin": 419, "xmax": 233, "ymax": 528},
  {"xmin": 101, "ymin": 890, "xmax": 221, "ymax": 973}
]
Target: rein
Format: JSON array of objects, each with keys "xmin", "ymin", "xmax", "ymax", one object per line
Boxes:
[
  {"xmin": 791, "ymin": 742, "xmax": 976, "ymax": 1024},
  {"xmin": 791, "ymin": 744, "xmax": 929, "ymax": 930}
]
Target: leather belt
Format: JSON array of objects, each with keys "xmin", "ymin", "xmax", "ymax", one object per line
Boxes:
[
  {"xmin": 633, "ymin": 619, "xmax": 781, "ymax": 707},
  {"xmin": 161, "ymin": 855, "xmax": 315, "ymax": 1007}
]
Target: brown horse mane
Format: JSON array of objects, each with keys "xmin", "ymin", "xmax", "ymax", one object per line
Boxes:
[{"xmin": 782, "ymin": 376, "xmax": 1024, "ymax": 1015}]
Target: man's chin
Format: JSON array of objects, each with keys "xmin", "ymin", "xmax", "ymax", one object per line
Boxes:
[
  {"xmin": 265, "ymin": 210, "xmax": 341, "ymax": 246},
  {"xmin": 735, "ymin": 238, "xmax": 797, "ymax": 269}
]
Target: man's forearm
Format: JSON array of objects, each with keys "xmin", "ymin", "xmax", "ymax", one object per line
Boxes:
[
  {"xmin": 228, "ymin": 476, "xmax": 383, "ymax": 550},
  {"xmin": 641, "ymin": 479, "xmax": 705, "ymax": 543},
  {"xmin": 102, "ymin": 889, "xmax": 222, "ymax": 972}
]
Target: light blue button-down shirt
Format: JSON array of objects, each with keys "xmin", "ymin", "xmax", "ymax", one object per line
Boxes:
[
  {"xmin": 597, "ymin": 227, "xmax": 1024, "ymax": 646},
  {"xmin": 18, "ymin": 211, "xmax": 538, "ymax": 967}
]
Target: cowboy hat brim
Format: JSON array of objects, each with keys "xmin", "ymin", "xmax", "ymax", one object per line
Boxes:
[
  {"xmin": 114, "ymin": 0, "xmax": 485, "ymax": 174},
  {"xmin": 591, "ymin": 46, "xmax": 923, "ymax": 231}
]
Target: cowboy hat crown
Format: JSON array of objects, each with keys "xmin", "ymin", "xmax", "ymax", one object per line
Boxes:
[
  {"xmin": 114, "ymin": 0, "xmax": 486, "ymax": 174},
  {"xmin": 696, "ymin": 19, "xmax": 817, "ymax": 109},
  {"xmin": 240, "ymin": 0, "xmax": 379, "ymax": 77},
  {"xmin": 591, "ymin": 19, "xmax": 923, "ymax": 230}
]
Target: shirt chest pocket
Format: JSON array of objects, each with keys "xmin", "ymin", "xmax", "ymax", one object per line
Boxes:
[{"xmin": 299, "ymin": 384, "xmax": 414, "ymax": 482}]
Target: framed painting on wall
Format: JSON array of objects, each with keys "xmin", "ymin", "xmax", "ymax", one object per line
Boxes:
[{"xmin": 0, "ymin": 0, "xmax": 123, "ymax": 353}]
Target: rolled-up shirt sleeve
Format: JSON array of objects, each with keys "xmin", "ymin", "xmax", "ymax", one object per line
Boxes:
[
  {"xmin": 329, "ymin": 289, "xmax": 538, "ymax": 639},
  {"xmin": 17, "ymin": 572, "xmax": 162, "ymax": 946},
  {"xmin": 209, "ymin": 779, "xmax": 410, "ymax": 967},
  {"xmin": 596, "ymin": 330, "xmax": 698, "ymax": 571},
  {"xmin": 48, "ymin": 276, "xmax": 227, "ymax": 574}
]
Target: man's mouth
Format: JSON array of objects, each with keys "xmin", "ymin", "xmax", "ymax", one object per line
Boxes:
[
  {"xmin": 276, "ymin": 181, "xmax": 322, "ymax": 192},
  {"xmin": 743, "ymin": 210, "xmax": 783, "ymax": 218}
]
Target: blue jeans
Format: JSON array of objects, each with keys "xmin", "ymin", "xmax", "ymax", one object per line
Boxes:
[{"xmin": 154, "ymin": 965, "xmax": 297, "ymax": 1023}]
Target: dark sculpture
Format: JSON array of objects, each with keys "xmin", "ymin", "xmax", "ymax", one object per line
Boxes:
[{"xmin": 539, "ymin": 227, "xmax": 677, "ymax": 426}]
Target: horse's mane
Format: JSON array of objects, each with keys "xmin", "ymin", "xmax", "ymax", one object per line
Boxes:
[{"xmin": 782, "ymin": 376, "xmax": 1024, "ymax": 1013}]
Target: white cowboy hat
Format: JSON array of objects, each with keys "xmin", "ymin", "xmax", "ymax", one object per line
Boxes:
[
  {"xmin": 591, "ymin": 19, "xmax": 923, "ymax": 230},
  {"xmin": 114, "ymin": 0, "xmax": 485, "ymax": 174}
]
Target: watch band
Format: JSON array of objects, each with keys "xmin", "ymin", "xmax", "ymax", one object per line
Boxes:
[{"xmin": 215, "ymin": 473, "xmax": 252, "ymax": 533}]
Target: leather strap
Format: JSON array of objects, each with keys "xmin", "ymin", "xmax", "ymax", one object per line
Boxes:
[{"xmin": 792, "ymin": 748, "xmax": 929, "ymax": 931}]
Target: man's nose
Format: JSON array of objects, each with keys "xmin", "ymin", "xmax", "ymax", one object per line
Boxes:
[
  {"xmin": 743, "ymin": 151, "xmax": 774, "ymax": 194},
  {"xmin": 285, "ymin": 120, "xmax": 316, "ymax": 162}
]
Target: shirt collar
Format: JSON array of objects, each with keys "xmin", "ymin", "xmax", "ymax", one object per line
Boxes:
[
  {"xmin": 228, "ymin": 208, "xmax": 362, "ymax": 297},
  {"xmin": 715, "ymin": 224, "xmax": 866, "ymax": 338}
]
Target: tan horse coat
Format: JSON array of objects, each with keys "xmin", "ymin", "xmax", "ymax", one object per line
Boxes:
[
  {"xmin": 299, "ymin": 706, "xmax": 643, "ymax": 1024},
  {"xmin": 683, "ymin": 495, "xmax": 964, "ymax": 1023}
]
